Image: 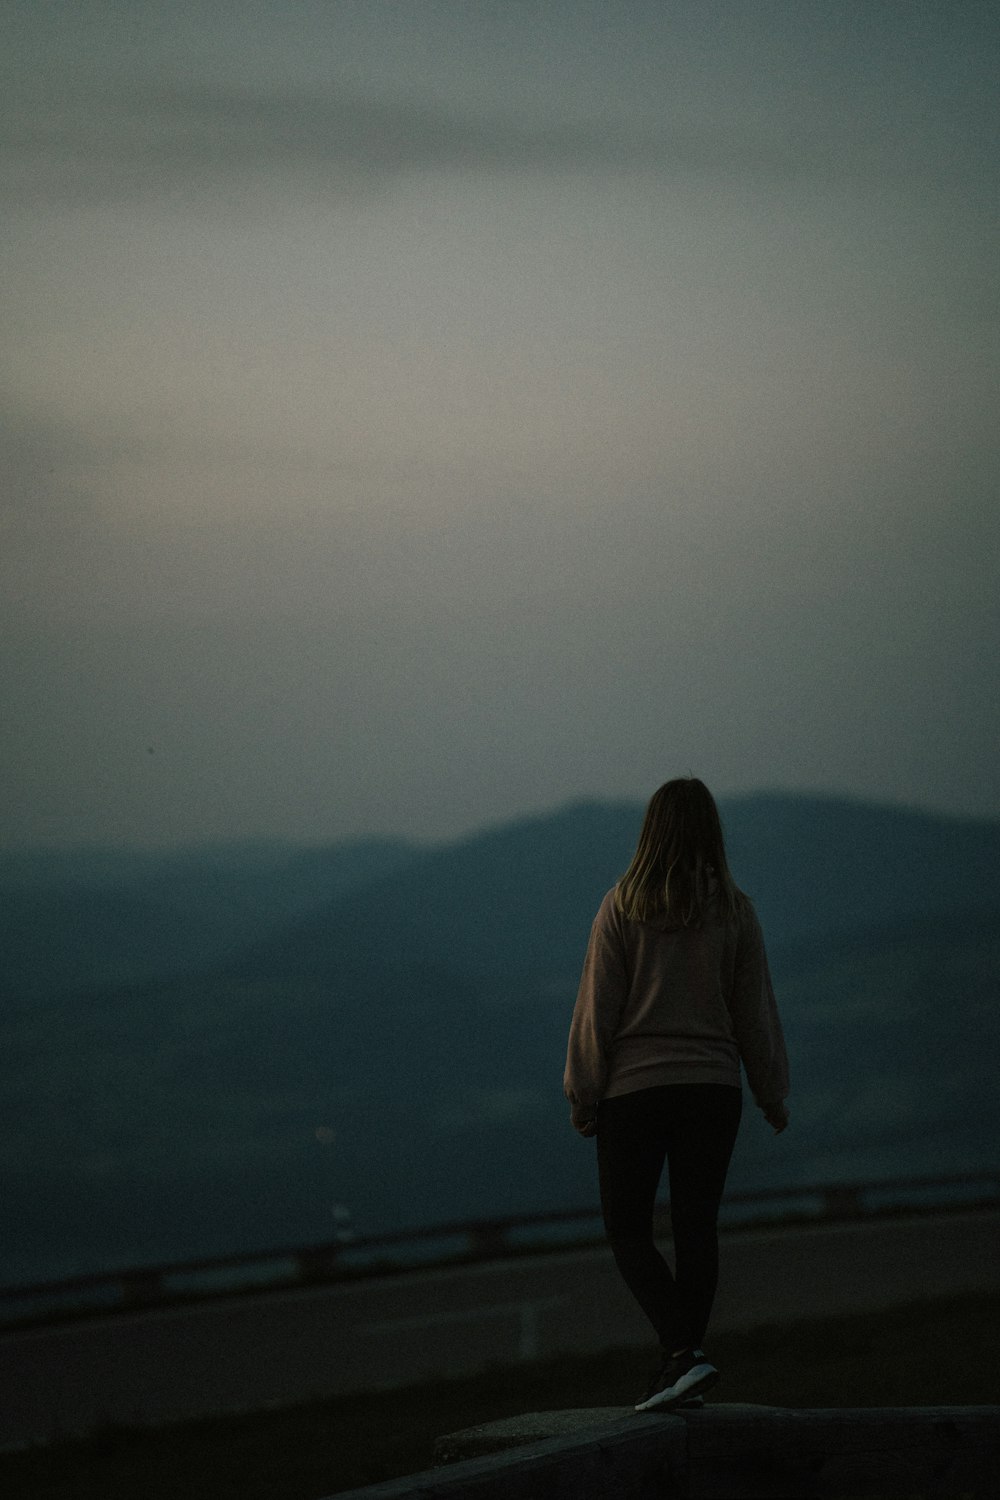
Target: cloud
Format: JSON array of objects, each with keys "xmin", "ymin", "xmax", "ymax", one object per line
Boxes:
[
  {"xmin": 2, "ymin": 83, "xmax": 665, "ymax": 207},
  {"xmin": 1, "ymin": 77, "xmax": 900, "ymax": 211}
]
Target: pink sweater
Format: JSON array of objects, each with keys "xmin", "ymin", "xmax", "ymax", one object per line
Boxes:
[{"xmin": 564, "ymin": 888, "xmax": 789, "ymax": 1109}]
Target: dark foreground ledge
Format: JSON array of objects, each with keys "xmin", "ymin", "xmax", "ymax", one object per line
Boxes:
[{"xmin": 329, "ymin": 1403, "xmax": 1000, "ymax": 1499}]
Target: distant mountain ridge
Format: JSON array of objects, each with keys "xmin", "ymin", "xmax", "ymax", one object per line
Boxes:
[
  {"xmin": 233, "ymin": 792, "xmax": 1000, "ymax": 983},
  {"xmin": 1, "ymin": 793, "xmax": 998, "ymax": 1288}
]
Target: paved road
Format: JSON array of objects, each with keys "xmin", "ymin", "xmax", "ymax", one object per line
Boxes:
[{"xmin": 2, "ymin": 1207, "xmax": 997, "ymax": 1448}]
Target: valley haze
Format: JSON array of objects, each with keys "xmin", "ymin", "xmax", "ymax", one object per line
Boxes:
[{"xmin": 2, "ymin": 790, "xmax": 999, "ymax": 1291}]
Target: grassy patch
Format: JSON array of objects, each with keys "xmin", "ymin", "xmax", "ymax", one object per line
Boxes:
[{"xmin": 2, "ymin": 1291, "xmax": 997, "ymax": 1499}]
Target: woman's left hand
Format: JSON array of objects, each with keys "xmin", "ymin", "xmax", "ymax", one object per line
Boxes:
[{"xmin": 571, "ymin": 1103, "xmax": 598, "ymax": 1137}]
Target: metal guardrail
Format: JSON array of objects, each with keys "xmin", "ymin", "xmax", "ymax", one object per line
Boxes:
[{"xmin": 2, "ymin": 1170, "xmax": 997, "ymax": 1330}]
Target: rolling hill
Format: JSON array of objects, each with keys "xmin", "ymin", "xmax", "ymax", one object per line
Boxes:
[{"xmin": 0, "ymin": 837, "xmax": 418, "ymax": 1005}]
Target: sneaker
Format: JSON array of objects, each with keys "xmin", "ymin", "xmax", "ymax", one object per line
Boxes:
[
  {"xmin": 634, "ymin": 1348, "xmax": 718, "ymax": 1412},
  {"xmin": 676, "ymin": 1351, "xmax": 707, "ymax": 1407}
]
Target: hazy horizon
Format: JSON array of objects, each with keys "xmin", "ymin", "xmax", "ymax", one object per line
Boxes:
[{"xmin": 4, "ymin": 782, "xmax": 998, "ymax": 858}]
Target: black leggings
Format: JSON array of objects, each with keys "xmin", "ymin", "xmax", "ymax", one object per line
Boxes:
[{"xmin": 597, "ymin": 1083, "xmax": 742, "ymax": 1355}]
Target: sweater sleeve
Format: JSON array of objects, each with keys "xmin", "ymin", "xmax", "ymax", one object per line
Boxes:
[
  {"xmin": 564, "ymin": 894, "xmax": 629, "ymax": 1108},
  {"xmin": 729, "ymin": 903, "xmax": 790, "ymax": 1107}
]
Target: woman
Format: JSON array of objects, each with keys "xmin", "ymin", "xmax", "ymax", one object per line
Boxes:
[{"xmin": 564, "ymin": 777, "xmax": 789, "ymax": 1411}]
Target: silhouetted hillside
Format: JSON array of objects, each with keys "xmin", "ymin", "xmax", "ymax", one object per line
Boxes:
[
  {"xmin": 0, "ymin": 885, "xmax": 198, "ymax": 1005},
  {"xmin": 0, "ymin": 837, "xmax": 418, "ymax": 1004},
  {"xmin": 720, "ymin": 793, "xmax": 1000, "ymax": 946},
  {"xmin": 232, "ymin": 793, "xmax": 1000, "ymax": 983}
]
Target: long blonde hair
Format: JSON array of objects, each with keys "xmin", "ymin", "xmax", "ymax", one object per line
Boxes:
[{"xmin": 615, "ymin": 777, "xmax": 745, "ymax": 928}]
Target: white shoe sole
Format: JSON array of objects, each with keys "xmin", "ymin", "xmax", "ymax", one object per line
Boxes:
[{"xmin": 634, "ymin": 1361, "xmax": 718, "ymax": 1412}]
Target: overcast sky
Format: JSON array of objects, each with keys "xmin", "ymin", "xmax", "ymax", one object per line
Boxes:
[{"xmin": 2, "ymin": 0, "xmax": 997, "ymax": 848}]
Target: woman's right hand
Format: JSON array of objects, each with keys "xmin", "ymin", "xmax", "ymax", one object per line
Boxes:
[{"xmin": 762, "ymin": 1100, "xmax": 789, "ymax": 1134}]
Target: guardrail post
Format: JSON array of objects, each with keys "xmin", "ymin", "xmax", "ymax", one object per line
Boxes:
[
  {"xmin": 120, "ymin": 1269, "xmax": 165, "ymax": 1306},
  {"xmin": 468, "ymin": 1223, "xmax": 508, "ymax": 1259},
  {"xmin": 822, "ymin": 1184, "xmax": 864, "ymax": 1219},
  {"xmin": 297, "ymin": 1247, "xmax": 341, "ymax": 1282}
]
